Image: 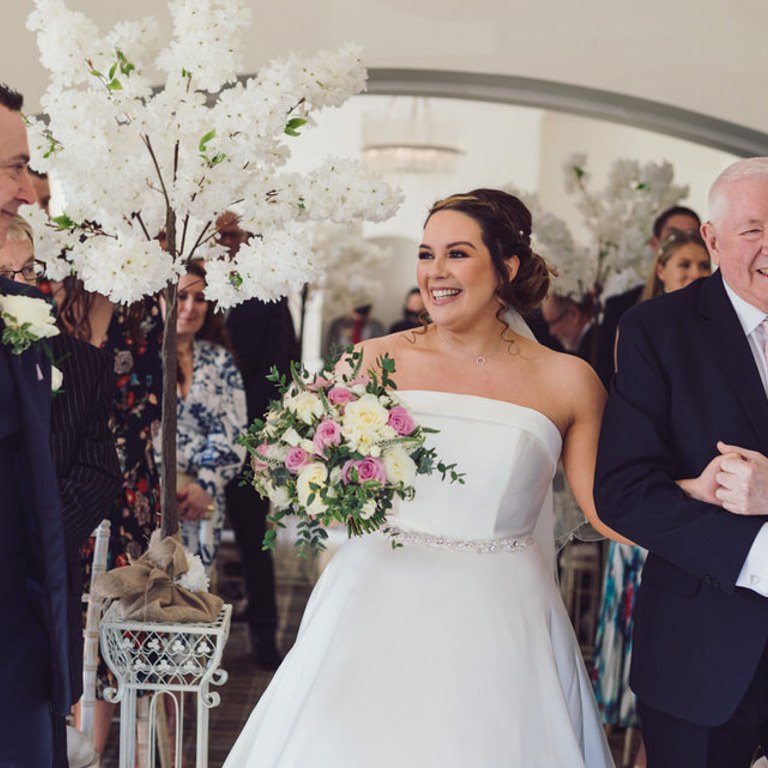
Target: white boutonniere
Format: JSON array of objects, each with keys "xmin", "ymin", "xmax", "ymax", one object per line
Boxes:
[{"xmin": 0, "ymin": 294, "xmax": 63, "ymax": 392}]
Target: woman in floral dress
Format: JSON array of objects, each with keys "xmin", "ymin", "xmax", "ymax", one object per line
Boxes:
[{"xmin": 170, "ymin": 261, "xmax": 247, "ymax": 570}]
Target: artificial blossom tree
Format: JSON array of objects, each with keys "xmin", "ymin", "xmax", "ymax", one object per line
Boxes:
[{"xmin": 25, "ymin": 0, "xmax": 402, "ymax": 537}]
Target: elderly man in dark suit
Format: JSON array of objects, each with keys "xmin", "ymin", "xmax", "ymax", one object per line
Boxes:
[
  {"xmin": 595, "ymin": 158, "xmax": 768, "ymax": 767},
  {"xmin": 0, "ymin": 84, "xmax": 71, "ymax": 768}
]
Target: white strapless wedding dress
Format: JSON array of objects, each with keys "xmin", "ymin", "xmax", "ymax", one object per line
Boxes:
[{"xmin": 224, "ymin": 392, "xmax": 614, "ymax": 767}]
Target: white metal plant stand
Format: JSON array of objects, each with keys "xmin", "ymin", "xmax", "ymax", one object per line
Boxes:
[{"xmin": 100, "ymin": 603, "xmax": 232, "ymax": 768}]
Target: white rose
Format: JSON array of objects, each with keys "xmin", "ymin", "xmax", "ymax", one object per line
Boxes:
[
  {"xmin": 50, "ymin": 364, "xmax": 63, "ymax": 393},
  {"xmin": 382, "ymin": 446, "xmax": 417, "ymax": 486},
  {"xmin": 282, "ymin": 427, "xmax": 302, "ymax": 447},
  {"xmin": 360, "ymin": 498, "xmax": 377, "ymax": 520},
  {"xmin": 269, "ymin": 483, "xmax": 291, "ymax": 511},
  {"xmin": 369, "ymin": 444, "xmax": 381, "ymax": 458},
  {"xmin": 300, "ymin": 438, "xmax": 315, "ymax": 454},
  {"xmin": 0, "ymin": 294, "xmax": 60, "ymax": 340},
  {"xmin": 286, "ymin": 390, "xmax": 324, "ymax": 425},
  {"xmin": 296, "ymin": 462, "xmax": 329, "ymax": 515}
]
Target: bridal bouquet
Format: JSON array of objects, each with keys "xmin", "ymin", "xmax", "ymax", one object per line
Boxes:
[{"xmin": 240, "ymin": 348, "xmax": 463, "ymax": 556}]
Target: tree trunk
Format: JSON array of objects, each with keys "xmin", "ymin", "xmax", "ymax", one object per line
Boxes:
[{"xmin": 160, "ymin": 211, "xmax": 179, "ymax": 538}]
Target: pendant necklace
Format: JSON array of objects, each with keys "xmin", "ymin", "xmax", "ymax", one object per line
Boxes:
[{"xmin": 436, "ymin": 327, "xmax": 506, "ymax": 366}]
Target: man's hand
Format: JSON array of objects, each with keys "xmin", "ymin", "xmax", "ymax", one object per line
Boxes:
[
  {"xmin": 676, "ymin": 452, "xmax": 729, "ymax": 504},
  {"xmin": 177, "ymin": 482, "xmax": 214, "ymax": 521},
  {"xmin": 714, "ymin": 441, "xmax": 768, "ymax": 516}
]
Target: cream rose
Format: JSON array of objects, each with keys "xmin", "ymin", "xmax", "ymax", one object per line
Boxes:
[
  {"xmin": 342, "ymin": 393, "xmax": 389, "ymax": 450},
  {"xmin": 296, "ymin": 462, "xmax": 329, "ymax": 515},
  {"xmin": 383, "ymin": 446, "xmax": 417, "ymax": 486}
]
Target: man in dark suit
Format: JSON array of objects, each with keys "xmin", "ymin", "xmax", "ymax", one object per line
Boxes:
[
  {"xmin": 0, "ymin": 83, "xmax": 73, "ymax": 768},
  {"xmin": 0, "ymin": 209, "xmax": 122, "ymax": 764},
  {"xmin": 594, "ymin": 205, "xmax": 701, "ymax": 388},
  {"xmin": 540, "ymin": 293, "xmax": 596, "ymax": 364},
  {"xmin": 217, "ymin": 213, "xmax": 299, "ymax": 668},
  {"xmin": 595, "ymin": 159, "xmax": 768, "ymax": 766}
]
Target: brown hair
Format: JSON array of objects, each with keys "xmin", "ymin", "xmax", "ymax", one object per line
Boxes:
[
  {"xmin": 640, "ymin": 229, "xmax": 709, "ymax": 301},
  {"xmin": 425, "ymin": 188, "xmax": 553, "ymax": 317},
  {"xmin": 177, "ymin": 260, "xmax": 233, "ymax": 384}
]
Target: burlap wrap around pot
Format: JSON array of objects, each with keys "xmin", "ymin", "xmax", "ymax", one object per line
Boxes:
[{"xmin": 93, "ymin": 532, "xmax": 223, "ymax": 623}]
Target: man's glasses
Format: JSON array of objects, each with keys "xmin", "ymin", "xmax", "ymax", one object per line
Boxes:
[
  {"xmin": 545, "ymin": 309, "xmax": 571, "ymax": 329},
  {"xmin": 0, "ymin": 260, "xmax": 47, "ymax": 281}
]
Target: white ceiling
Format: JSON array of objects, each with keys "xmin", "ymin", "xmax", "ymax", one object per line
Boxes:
[{"xmin": 5, "ymin": 0, "xmax": 768, "ymax": 136}]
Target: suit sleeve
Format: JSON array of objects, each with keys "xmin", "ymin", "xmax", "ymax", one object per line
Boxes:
[
  {"xmin": 594, "ymin": 309, "xmax": 764, "ymax": 594},
  {"xmin": 53, "ymin": 339, "xmax": 121, "ymax": 553}
]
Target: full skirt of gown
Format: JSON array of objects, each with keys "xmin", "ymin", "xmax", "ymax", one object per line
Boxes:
[{"xmin": 224, "ymin": 392, "xmax": 614, "ymax": 767}]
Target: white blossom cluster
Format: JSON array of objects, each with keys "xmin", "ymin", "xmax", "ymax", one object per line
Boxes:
[
  {"xmin": 25, "ymin": 0, "xmax": 402, "ymax": 307},
  {"xmin": 309, "ymin": 222, "xmax": 391, "ymax": 319},
  {"xmin": 511, "ymin": 155, "xmax": 688, "ymax": 301}
]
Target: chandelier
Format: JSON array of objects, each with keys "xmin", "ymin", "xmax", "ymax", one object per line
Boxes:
[{"xmin": 362, "ymin": 97, "xmax": 463, "ymax": 174}]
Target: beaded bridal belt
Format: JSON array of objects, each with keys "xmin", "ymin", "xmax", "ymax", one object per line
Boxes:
[{"xmin": 387, "ymin": 526, "xmax": 533, "ymax": 554}]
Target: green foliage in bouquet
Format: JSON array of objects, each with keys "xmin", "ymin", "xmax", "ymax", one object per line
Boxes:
[{"xmin": 238, "ymin": 347, "xmax": 463, "ymax": 557}]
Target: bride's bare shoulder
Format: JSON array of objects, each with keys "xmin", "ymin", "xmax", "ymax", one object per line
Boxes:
[
  {"xmin": 345, "ymin": 329, "xmax": 425, "ymax": 372},
  {"xmin": 519, "ymin": 341, "xmax": 604, "ymax": 394}
]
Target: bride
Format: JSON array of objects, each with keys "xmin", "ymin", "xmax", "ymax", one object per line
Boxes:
[{"xmin": 224, "ymin": 188, "xmax": 621, "ymax": 767}]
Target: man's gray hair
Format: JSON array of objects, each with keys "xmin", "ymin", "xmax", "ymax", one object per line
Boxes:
[{"xmin": 709, "ymin": 157, "xmax": 768, "ymax": 225}]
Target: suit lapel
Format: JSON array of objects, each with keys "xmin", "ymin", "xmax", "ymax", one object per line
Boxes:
[{"xmin": 699, "ymin": 272, "xmax": 768, "ymax": 454}]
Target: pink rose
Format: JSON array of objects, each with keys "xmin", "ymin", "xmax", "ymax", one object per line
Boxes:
[
  {"xmin": 341, "ymin": 459, "xmax": 358, "ymax": 485},
  {"xmin": 387, "ymin": 405, "xmax": 416, "ymax": 436},
  {"xmin": 355, "ymin": 456, "xmax": 386, "ymax": 484},
  {"xmin": 252, "ymin": 441, "xmax": 270, "ymax": 472},
  {"xmin": 328, "ymin": 386, "xmax": 354, "ymax": 405},
  {"xmin": 308, "ymin": 376, "xmax": 333, "ymax": 391},
  {"xmin": 285, "ymin": 446, "xmax": 310, "ymax": 474},
  {"xmin": 313, "ymin": 419, "xmax": 341, "ymax": 454}
]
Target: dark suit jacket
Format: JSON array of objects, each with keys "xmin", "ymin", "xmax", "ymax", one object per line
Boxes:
[
  {"xmin": 226, "ymin": 298, "xmax": 298, "ymax": 423},
  {"xmin": 49, "ymin": 332, "xmax": 121, "ymax": 702},
  {"xmin": 594, "ymin": 271, "xmax": 768, "ymax": 726},
  {"xmin": 0, "ymin": 277, "xmax": 72, "ymax": 717},
  {"xmin": 594, "ymin": 284, "xmax": 643, "ymax": 388}
]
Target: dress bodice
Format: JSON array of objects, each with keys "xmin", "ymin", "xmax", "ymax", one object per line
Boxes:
[{"xmin": 389, "ymin": 391, "xmax": 562, "ymax": 543}]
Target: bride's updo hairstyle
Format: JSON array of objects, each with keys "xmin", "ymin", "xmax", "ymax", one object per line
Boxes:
[{"xmin": 425, "ymin": 188, "xmax": 552, "ymax": 315}]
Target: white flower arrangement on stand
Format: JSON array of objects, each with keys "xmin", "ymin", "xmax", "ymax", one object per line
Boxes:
[
  {"xmin": 511, "ymin": 153, "xmax": 689, "ymax": 305},
  {"xmin": 25, "ymin": 0, "xmax": 403, "ymax": 538}
]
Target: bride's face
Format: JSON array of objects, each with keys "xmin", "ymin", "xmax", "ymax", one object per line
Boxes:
[{"xmin": 417, "ymin": 210, "xmax": 500, "ymax": 329}]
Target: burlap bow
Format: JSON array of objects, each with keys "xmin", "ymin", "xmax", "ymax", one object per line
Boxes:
[{"xmin": 93, "ymin": 532, "xmax": 223, "ymax": 623}]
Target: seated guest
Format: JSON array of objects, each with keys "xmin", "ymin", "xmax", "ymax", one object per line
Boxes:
[
  {"xmin": 388, "ymin": 287, "xmax": 426, "ymax": 333},
  {"xmin": 169, "ymin": 261, "xmax": 247, "ymax": 572},
  {"xmin": 0, "ymin": 214, "xmax": 121, "ymax": 766},
  {"xmin": 541, "ymin": 293, "xmax": 596, "ymax": 364},
  {"xmin": 326, "ymin": 303, "xmax": 384, "ymax": 358}
]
